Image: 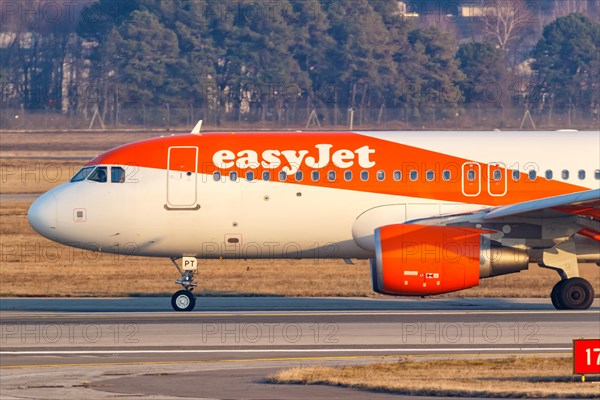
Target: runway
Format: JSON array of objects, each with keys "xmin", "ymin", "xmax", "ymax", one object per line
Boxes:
[{"xmin": 1, "ymin": 297, "xmax": 599, "ymax": 399}]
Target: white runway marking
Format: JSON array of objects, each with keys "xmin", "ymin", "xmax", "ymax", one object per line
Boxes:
[
  {"xmin": 1, "ymin": 310, "xmax": 598, "ymax": 319},
  {"xmin": 1, "ymin": 347, "xmax": 571, "ymax": 355}
]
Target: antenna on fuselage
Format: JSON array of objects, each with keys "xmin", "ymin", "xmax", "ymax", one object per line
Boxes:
[{"xmin": 191, "ymin": 120, "xmax": 203, "ymax": 135}]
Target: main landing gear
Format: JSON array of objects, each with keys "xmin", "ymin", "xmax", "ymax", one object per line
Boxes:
[
  {"xmin": 550, "ymin": 278, "xmax": 595, "ymax": 310},
  {"xmin": 170, "ymin": 257, "xmax": 198, "ymax": 311},
  {"xmin": 539, "ymin": 239, "xmax": 595, "ymax": 310}
]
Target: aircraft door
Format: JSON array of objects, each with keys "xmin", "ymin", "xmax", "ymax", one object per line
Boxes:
[
  {"xmin": 461, "ymin": 162, "xmax": 481, "ymax": 197},
  {"xmin": 166, "ymin": 146, "xmax": 199, "ymax": 210}
]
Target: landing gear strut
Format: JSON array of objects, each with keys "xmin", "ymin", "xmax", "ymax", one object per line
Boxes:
[{"xmin": 170, "ymin": 257, "xmax": 198, "ymax": 311}]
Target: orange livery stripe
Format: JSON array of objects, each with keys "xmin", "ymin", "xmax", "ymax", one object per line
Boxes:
[{"xmin": 88, "ymin": 132, "xmax": 589, "ymax": 207}]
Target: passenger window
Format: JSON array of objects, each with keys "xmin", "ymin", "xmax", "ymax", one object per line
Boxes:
[
  {"xmin": 88, "ymin": 166, "xmax": 107, "ymax": 183},
  {"xmin": 393, "ymin": 170, "xmax": 402, "ymax": 181},
  {"xmin": 377, "ymin": 170, "xmax": 385, "ymax": 181},
  {"xmin": 295, "ymin": 171, "xmax": 303, "ymax": 182},
  {"xmin": 466, "ymin": 170, "xmax": 475, "ymax": 182},
  {"xmin": 213, "ymin": 171, "xmax": 221, "ymax": 182},
  {"xmin": 71, "ymin": 166, "xmax": 95, "ymax": 182},
  {"xmin": 492, "ymin": 169, "xmax": 502, "ymax": 181},
  {"xmin": 229, "ymin": 171, "xmax": 238, "ymax": 181},
  {"xmin": 512, "ymin": 170, "xmax": 520, "ymax": 181},
  {"xmin": 360, "ymin": 171, "xmax": 369, "ymax": 181},
  {"xmin": 262, "ymin": 171, "xmax": 271, "ymax": 181},
  {"xmin": 246, "ymin": 171, "xmax": 254, "ymax": 181},
  {"xmin": 311, "ymin": 171, "xmax": 320, "ymax": 182},
  {"xmin": 578, "ymin": 170, "xmax": 586, "ymax": 180},
  {"xmin": 528, "ymin": 170, "xmax": 537, "ymax": 180},
  {"xmin": 111, "ymin": 167, "xmax": 125, "ymax": 183},
  {"xmin": 595, "ymin": 170, "xmax": 600, "ymax": 180},
  {"xmin": 279, "ymin": 171, "xmax": 287, "ymax": 181},
  {"xmin": 426, "ymin": 170, "xmax": 435, "ymax": 181},
  {"xmin": 410, "ymin": 170, "xmax": 418, "ymax": 181},
  {"xmin": 545, "ymin": 170, "xmax": 553, "ymax": 180},
  {"xmin": 562, "ymin": 170, "xmax": 569, "ymax": 180},
  {"xmin": 344, "ymin": 171, "xmax": 353, "ymax": 181},
  {"xmin": 442, "ymin": 170, "xmax": 451, "ymax": 181},
  {"xmin": 327, "ymin": 171, "xmax": 336, "ymax": 182}
]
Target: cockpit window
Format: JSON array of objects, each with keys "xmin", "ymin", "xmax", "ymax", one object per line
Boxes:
[
  {"xmin": 71, "ymin": 166, "xmax": 95, "ymax": 182},
  {"xmin": 87, "ymin": 166, "xmax": 108, "ymax": 183},
  {"xmin": 111, "ymin": 167, "xmax": 126, "ymax": 183}
]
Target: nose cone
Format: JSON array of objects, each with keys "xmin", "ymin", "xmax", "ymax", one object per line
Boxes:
[{"xmin": 28, "ymin": 192, "xmax": 58, "ymax": 239}]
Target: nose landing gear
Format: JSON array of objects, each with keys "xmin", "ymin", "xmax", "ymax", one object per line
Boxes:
[{"xmin": 170, "ymin": 257, "xmax": 198, "ymax": 311}]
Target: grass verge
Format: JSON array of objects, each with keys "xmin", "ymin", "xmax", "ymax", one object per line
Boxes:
[
  {"xmin": 269, "ymin": 356, "xmax": 600, "ymax": 398},
  {"xmin": 1, "ymin": 140, "xmax": 599, "ymax": 298},
  {"xmin": 1, "ymin": 200, "xmax": 599, "ymax": 297}
]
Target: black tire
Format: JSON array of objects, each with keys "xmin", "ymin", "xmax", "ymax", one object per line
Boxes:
[
  {"xmin": 550, "ymin": 280, "xmax": 565, "ymax": 310},
  {"xmin": 557, "ymin": 278, "xmax": 595, "ymax": 310},
  {"xmin": 171, "ymin": 290, "xmax": 196, "ymax": 311}
]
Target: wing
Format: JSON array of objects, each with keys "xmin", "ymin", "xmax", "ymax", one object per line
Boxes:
[
  {"xmin": 484, "ymin": 189, "xmax": 600, "ymax": 220},
  {"xmin": 404, "ymin": 189, "xmax": 600, "ymax": 242}
]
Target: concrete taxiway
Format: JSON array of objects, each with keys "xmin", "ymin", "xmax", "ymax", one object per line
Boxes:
[{"xmin": 1, "ymin": 297, "xmax": 599, "ymax": 399}]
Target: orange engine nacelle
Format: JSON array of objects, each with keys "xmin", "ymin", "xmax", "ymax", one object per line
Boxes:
[{"xmin": 370, "ymin": 224, "xmax": 528, "ymax": 296}]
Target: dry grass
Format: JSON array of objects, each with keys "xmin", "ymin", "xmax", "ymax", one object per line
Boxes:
[
  {"xmin": 0, "ymin": 132, "xmax": 154, "ymax": 193},
  {"xmin": 1, "ymin": 131, "xmax": 599, "ymax": 297},
  {"xmin": 0, "ymin": 131, "xmax": 161, "ymax": 155},
  {"xmin": 0, "ymin": 201, "xmax": 370, "ymax": 297},
  {"xmin": 1, "ymin": 200, "xmax": 598, "ymax": 297},
  {"xmin": 269, "ymin": 357, "xmax": 600, "ymax": 398},
  {"xmin": 0, "ymin": 159, "xmax": 84, "ymax": 194}
]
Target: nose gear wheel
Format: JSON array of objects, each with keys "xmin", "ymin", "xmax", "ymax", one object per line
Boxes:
[{"xmin": 171, "ymin": 289, "xmax": 195, "ymax": 312}]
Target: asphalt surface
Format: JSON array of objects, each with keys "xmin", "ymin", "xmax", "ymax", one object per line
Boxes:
[{"xmin": 1, "ymin": 297, "xmax": 599, "ymax": 399}]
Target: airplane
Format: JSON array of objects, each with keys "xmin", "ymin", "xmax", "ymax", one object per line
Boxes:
[{"xmin": 28, "ymin": 124, "xmax": 600, "ymax": 311}]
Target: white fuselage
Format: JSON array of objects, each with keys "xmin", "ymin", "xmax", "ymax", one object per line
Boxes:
[{"xmin": 28, "ymin": 131, "xmax": 600, "ymax": 260}]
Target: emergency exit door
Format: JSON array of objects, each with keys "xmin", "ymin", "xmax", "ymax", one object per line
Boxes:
[{"xmin": 166, "ymin": 146, "xmax": 199, "ymax": 209}]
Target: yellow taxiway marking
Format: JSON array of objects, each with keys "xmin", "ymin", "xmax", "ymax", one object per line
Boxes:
[{"xmin": 0, "ymin": 352, "xmax": 568, "ymax": 370}]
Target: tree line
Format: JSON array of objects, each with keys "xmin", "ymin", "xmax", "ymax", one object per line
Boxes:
[{"xmin": 1, "ymin": 0, "xmax": 599, "ymax": 129}]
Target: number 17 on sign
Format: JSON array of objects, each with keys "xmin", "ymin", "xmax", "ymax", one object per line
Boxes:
[{"xmin": 573, "ymin": 339, "xmax": 600, "ymax": 382}]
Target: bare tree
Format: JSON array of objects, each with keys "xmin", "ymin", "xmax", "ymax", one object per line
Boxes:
[{"xmin": 481, "ymin": 0, "xmax": 532, "ymax": 50}]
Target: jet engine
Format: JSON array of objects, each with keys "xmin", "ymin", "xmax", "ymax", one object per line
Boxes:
[{"xmin": 370, "ymin": 224, "xmax": 528, "ymax": 296}]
